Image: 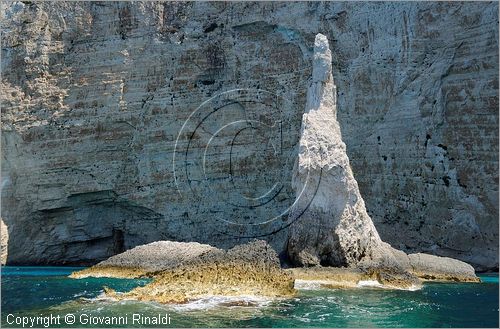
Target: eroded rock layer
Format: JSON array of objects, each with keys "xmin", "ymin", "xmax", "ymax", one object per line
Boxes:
[{"xmin": 1, "ymin": 2, "xmax": 498, "ymax": 269}]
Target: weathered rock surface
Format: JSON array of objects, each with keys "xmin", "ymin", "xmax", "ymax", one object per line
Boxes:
[
  {"xmin": 288, "ymin": 266, "xmax": 422, "ymax": 291},
  {"xmin": 287, "ymin": 33, "xmax": 385, "ymax": 267},
  {"xmin": 288, "ymin": 251, "xmax": 479, "ymax": 291},
  {"xmin": 407, "ymin": 252, "xmax": 479, "ymax": 282},
  {"xmin": 287, "ymin": 34, "xmax": 479, "ymax": 285},
  {"xmin": 1, "ymin": 219, "xmax": 8, "ymax": 265},
  {"xmin": 104, "ymin": 240, "xmax": 296, "ymax": 303},
  {"xmin": 1, "ymin": 2, "xmax": 498, "ymax": 269},
  {"xmin": 70, "ymin": 240, "xmax": 217, "ymax": 278}
]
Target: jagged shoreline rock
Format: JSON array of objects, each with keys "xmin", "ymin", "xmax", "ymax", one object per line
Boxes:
[
  {"xmin": 288, "ymin": 266, "xmax": 422, "ymax": 291},
  {"xmin": 73, "ymin": 240, "xmax": 296, "ymax": 303},
  {"xmin": 288, "ymin": 254, "xmax": 479, "ymax": 292},
  {"xmin": 407, "ymin": 253, "xmax": 480, "ymax": 282},
  {"xmin": 70, "ymin": 239, "xmax": 477, "ymax": 305}
]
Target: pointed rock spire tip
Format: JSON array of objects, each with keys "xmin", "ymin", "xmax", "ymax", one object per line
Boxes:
[
  {"xmin": 312, "ymin": 33, "xmax": 332, "ymax": 83},
  {"xmin": 314, "ymin": 33, "xmax": 329, "ymax": 51}
]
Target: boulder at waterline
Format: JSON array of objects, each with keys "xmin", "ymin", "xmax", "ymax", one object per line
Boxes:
[{"xmin": 408, "ymin": 253, "xmax": 479, "ymax": 282}]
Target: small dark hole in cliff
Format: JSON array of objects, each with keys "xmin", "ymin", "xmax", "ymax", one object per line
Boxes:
[
  {"xmin": 437, "ymin": 143, "xmax": 448, "ymax": 151},
  {"xmin": 442, "ymin": 176, "xmax": 451, "ymax": 187},
  {"xmin": 204, "ymin": 22, "xmax": 218, "ymax": 33},
  {"xmin": 320, "ymin": 259, "xmax": 330, "ymax": 267},
  {"xmin": 200, "ymin": 79, "xmax": 215, "ymax": 85},
  {"xmin": 424, "ymin": 134, "xmax": 431, "ymax": 147},
  {"xmin": 382, "ymin": 155, "xmax": 387, "ymax": 161},
  {"xmin": 113, "ymin": 229, "xmax": 125, "ymax": 254}
]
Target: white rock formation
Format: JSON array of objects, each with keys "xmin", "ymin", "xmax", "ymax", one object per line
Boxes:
[
  {"xmin": 1, "ymin": 219, "xmax": 8, "ymax": 265},
  {"xmin": 287, "ymin": 34, "xmax": 384, "ymax": 267},
  {"xmin": 287, "ymin": 35, "xmax": 480, "ymax": 286}
]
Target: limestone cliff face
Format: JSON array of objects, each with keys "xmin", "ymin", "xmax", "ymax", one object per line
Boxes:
[{"xmin": 1, "ymin": 2, "xmax": 498, "ymax": 269}]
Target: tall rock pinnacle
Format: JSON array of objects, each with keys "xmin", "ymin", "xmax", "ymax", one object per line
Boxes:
[{"xmin": 287, "ymin": 34, "xmax": 384, "ymax": 267}]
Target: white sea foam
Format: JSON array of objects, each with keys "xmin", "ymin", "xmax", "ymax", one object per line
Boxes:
[
  {"xmin": 294, "ymin": 279, "xmax": 337, "ymax": 290},
  {"xmin": 357, "ymin": 280, "xmax": 384, "ymax": 288},
  {"xmin": 294, "ymin": 279, "xmax": 422, "ymax": 291},
  {"xmin": 404, "ymin": 284, "xmax": 422, "ymax": 292},
  {"xmin": 357, "ymin": 280, "xmax": 422, "ymax": 291},
  {"xmin": 170, "ymin": 295, "xmax": 273, "ymax": 311}
]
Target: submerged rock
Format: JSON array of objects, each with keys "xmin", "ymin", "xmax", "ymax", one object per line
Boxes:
[
  {"xmin": 70, "ymin": 241, "xmax": 217, "ymax": 278},
  {"xmin": 79, "ymin": 240, "xmax": 296, "ymax": 303}
]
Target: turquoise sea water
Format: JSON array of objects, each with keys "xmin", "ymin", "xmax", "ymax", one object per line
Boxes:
[{"xmin": 1, "ymin": 266, "xmax": 498, "ymax": 328}]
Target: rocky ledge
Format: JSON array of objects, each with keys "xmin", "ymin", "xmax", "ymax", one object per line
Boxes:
[
  {"xmin": 406, "ymin": 253, "xmax": 480, "ymax": 282},
  {"xmin": 70, "ymin": 238, "xmax": 478, "ymax": 305},
  {"xmin": 69, "ymin": 241, "xmax": 217, "ymax": 279},
  {"xmin": 288, "ymin": 267, "xmax": 422, "ymax": 290},
  {"xmin": 72, "ymin": 240, "xmax": 296, "ymax": 303},
  {"xmin": 288, "ymin": 252, "xmax": 479, "ymax": 292}
]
